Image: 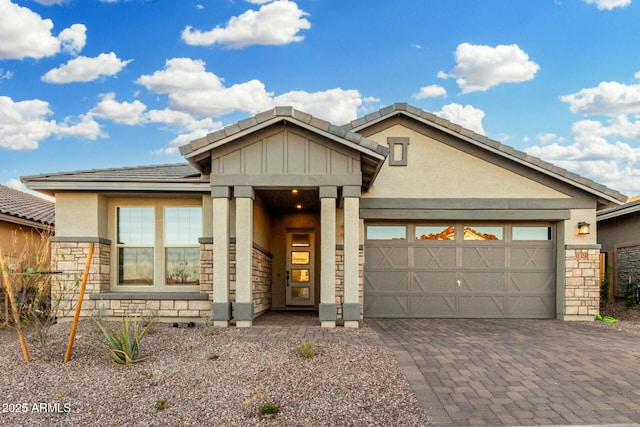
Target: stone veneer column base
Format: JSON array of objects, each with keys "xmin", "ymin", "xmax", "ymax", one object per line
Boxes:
[{"xmin": 564, "ymin": 246, "xmax": 601, "ymax": 320}]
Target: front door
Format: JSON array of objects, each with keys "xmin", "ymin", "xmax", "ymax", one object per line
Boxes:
[{"xmin": 286, "ymin": 231, "xmax": 315, "ymax": 306}]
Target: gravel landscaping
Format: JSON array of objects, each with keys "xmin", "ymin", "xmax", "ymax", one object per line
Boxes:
[
  {"xmin": 0, "ymin": 319, "xmax": 429, "ymax": 427},
  {"xmin": 3, "ymin": 301, "xmax": 640, "ymax": 427}
]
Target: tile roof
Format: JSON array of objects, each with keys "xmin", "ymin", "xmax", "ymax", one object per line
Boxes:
[
  {"xmin": 0, "ymin": 185, "xmax": 55, "ymax": 226},
  {"xmin": 180, "ymin": 106, "xmax": 389, "ymax": 158},
  {"xmin": 597, "ymin": 198, "xmax": 640, "ymax": 221},
  {"xmin": 342, "ymin": 103, "xmax": 627, "ymax": 204},
  {"xmin": 22, "ymin": 163, "xmax": 202, "ymax": 183}
]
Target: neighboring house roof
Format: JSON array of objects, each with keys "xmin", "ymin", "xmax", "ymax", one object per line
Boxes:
[
  {"xmin": 22, "ymin": 163, "xmax": 207, "ymax": 195},
  {"xmin": 0, "ymin": 184, "xmax": 55, "ymax": 227},
  {"xmin": 343, "ymin": 103, "xmax": 627, "ymax": 206},
  {"xmin": 597, "ymin": 198, "xmax": 640, "ymax": 222}
]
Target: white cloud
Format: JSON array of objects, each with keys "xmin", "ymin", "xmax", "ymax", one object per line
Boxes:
[
  {"xmin": 5, "ymin": 178, "xmax": 25, "ymax": 191},
  {"xmin": 438, "ymin": 43, "xmax": 540, "ymax": 93},
  {"xmin": 583, "ymin": 0, "xmax": 631, "ymax": 10},
  {"xmin": 560, "ymin": 81, "xmax": 640, "ymax": 115},
  {"xmin": 58, "ymin": 23, "xmax": 87, "ymax": 55},
  {"xmin": 0, "ymin": 96, "xmax": 104, "ymax": 150},
  {"xmin": 42, "ymin": 52, "xmax": 132, "ymax": 83},
  {"xmin": 148, "ymin": 109, "xmax": 223, "ymax": 155},
  {"xmin": 525, "ymin": 117, "xmax": 640, "ymax": 196},
  {"xmin": 273, "ymin": 89, "xmax": 363, "ymax": 124},
  {"xmin": 136, "ymin": 57, "xmax": 369, "ymax": 125},
  {"xmin": 0, "ymin": 0, "xmax": 86, "ymax": 59},
  {"xmin": 182, "ymin": 0, "xmax": 310, "ymax": 48},
  {"xmin": 136, "ymin": 58, "xmax": 274, "ymax": 116},
  {"xmin": 414, "ymin": 85, "xmax": 447, "ymax": 99},
  {"xmin": 92, "ymin": 93, "xmax": 147, "ymax": 125},
  {"xmin": 0, "ymin": 69, "xmax": 12, "ymax": 80},
  {"xmin": 537, "ymin": 132, "xmax": 565, "ymax": 144},
  {"xmin": 434, "ymin": 103, "xmax": 486, "ymax": 135},
  {"xmin": 635, "ymin": 71, "xmax": 640, "ymax": 80},
  {"xmin": 32, "ymin": 0, "xmax": 69, "ymax": 5},
  {"xmin": 53, "ymin": 113, "xmax": 103, "ymax": 140},
  {"xmin": 0, "ymin": 96, "xmax": 57, "ymax": 150}
]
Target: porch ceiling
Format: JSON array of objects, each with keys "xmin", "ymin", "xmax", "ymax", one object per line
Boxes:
[{"xmin": 257, "ymin": 189, "xmax": 320, "ymax": 212}]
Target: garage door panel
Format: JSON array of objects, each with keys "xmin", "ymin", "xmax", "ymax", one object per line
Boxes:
[
  {"xmin": 411, "ymin": 295, "xmax": 457, "ymax": 317},
  {"xmin": 413, "ymin": 246, "xmax": 456, "ymax": 268},
  {"xmin": 509, "ymin": 272, "xmax": 555, "ymax": 293},
  {"xmin": 461, "ymin": 247, "xmax": 506, "ymax": 269},
  {"xmin": 508, "ymin": 296, "xmax": 554, "ymax": 318},
  {"xmin": 511, "ymin": 247, "xmax": 555, "ymax": 269},
  {"xmin": 460, "ymin": 272, "xmax": 507, "ymax": 292},
  {"xmin": 366, "ymin": 246, "xmax": 410, "ymax": 269},
  {"xmin": 459, "ymin": 296, "xmax": 506, "ymax": 317},
  {"xmin": 412, "ymin": 271, "xmax": 456, "ymax": 292},
  {"xmin": 364, "ymin": 223, "xmax": 556, "ymax": 319},
  {"xmin": 365, "ymin": 271, "xmax": 409, "ymax": 292}
]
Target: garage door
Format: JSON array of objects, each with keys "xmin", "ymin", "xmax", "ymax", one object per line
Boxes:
[{"xmin": 364, "ymin": 223, "xmax": 556, "ymax": 318}]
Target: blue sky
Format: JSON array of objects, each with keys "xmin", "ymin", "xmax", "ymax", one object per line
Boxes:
[{"xmin": 2, "ymin": 0, "xmax": 640, "ymax": 198}]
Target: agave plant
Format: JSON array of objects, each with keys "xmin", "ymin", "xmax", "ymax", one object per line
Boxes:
[{"xmin": 93, "ymin": 315, "xmax": 155, "ymax": 364}]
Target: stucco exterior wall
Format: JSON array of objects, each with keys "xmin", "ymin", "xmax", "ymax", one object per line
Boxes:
[
  {"xmin": 362, "ymin": 124, "xmax": 570, "ymax": 200},
  {"xmin": 55, "ymin": 193, "xmax": 107, "ymax": 238}
]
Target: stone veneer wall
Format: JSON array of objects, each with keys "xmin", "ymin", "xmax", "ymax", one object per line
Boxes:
[
  {"xmin": 52, "ymin": 240, "xmax": 212, "ymax": 320},
  {"xmin": 51, "ymin": 239, "xmax": 272, "ymax": 320},
  {"xmin": 51, "ymin": 241, "xmax": 111, "ymax": 318},
  {"xmin": 252, "ymin": 247, "xmax": 272, "ymax": 316},
  {"xmin": 199, "ymin": 242, "xmax": 213, "ymax": 295},
  {"xmin": 335, "ymin": 248, "xmax": 364, "ymax": 319},
  {"xmin": 564, "ymin": 248, "xmax": 600, "ymax": 317},
  {"xmin": 216, "ymin": 242, "xmax": 273, "ymax": 318}
]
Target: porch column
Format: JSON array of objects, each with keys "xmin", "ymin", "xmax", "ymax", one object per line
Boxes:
[
  {"xmin": 212, "ymin": 187, "xmax": 231, "ymax": 327},
  {"xmin": 319, "ymin": 186, "xmax": 337, "ymax": 328},
  {"xmin": 235, "ymin": 186, "xmax": 254, "ymax": 327},
  {"xmin": 343, "ymin": 186, "xmax": 361, "ymax": 328}
]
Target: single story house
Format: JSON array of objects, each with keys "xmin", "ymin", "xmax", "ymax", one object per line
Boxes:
[
  {"xmin": 597, "ymin": 199, "xmax": 640, "ymax": 298},
  {"xmin": 22, "ymin": 103, "xmax": 626, "ymax": 327}
]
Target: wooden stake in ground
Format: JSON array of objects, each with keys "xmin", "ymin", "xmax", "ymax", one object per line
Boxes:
[
  {"xmin": 64, "ymin": 242, "xmax": 94, "ymax": 363},
  {"xmin": 0, "ymin": 252, "xmax": 30, "ymax": 363}
]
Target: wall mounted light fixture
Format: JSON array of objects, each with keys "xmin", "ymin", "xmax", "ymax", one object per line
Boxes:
[{"xmin": 578, "ymin": 222, "xmax": 591, "ymax": 235}]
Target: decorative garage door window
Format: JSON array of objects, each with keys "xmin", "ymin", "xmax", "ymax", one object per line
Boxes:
[
  {"xmin": 366, "ymin": 225, "xmax": 407, "ymax": 240},
  {"xmin": 416, "ymin": 225, "xmax": 455, "ymax": 240},
  {"xmin": 364, "ymin": 223, "xmax": 555, "ymax": 319},
  {"xmin": 463, "ymin": 226, "xmax": 503, "ymax": 240}
]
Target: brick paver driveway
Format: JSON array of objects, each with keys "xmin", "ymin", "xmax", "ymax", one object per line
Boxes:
[{"xmin": 368, "ymin": 319, "xmax": 640, "ymax": 427}]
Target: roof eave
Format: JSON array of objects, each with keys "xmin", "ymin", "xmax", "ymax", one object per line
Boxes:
[{"xmin": 23, "ymin": 181, "xmax": 211, "ymax": 193}]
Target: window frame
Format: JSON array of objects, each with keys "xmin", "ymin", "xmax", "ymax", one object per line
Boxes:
[
  {"xmin": 111, "ymin": 199, "xmax": 202, "ymax": 292},
  {"xmin": 388, "ymin": 137, "xmax": 410, "ymax": 166}
]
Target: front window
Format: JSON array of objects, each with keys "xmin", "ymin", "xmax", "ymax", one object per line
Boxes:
[
  {"xmin": 165, "ymin": 207, "xmax": 201, "ymax": 286},
  {"xmin": 115, "ymin": 204, "xmax": 202, "ymax": 290},
  {"xmin": 117, "ymin": 207, "xmax": 154, "ymax": 285}
]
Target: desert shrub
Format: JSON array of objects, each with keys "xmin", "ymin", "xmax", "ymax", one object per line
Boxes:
[{"xmin": 93, "ymin": 314, "xmax": 155, "ymax": 364}]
